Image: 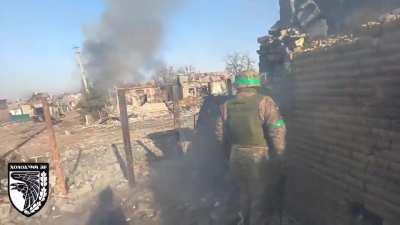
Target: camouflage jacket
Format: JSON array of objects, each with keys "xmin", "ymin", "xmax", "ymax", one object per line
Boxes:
[{"xmin": 216, "ymin": 90, "xmax": 287, "ymax": 159}]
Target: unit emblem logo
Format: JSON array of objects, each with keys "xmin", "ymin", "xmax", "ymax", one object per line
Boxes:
[{"xmin": 8, "ymin": 163, "xmax": 49, "ymax": 217}]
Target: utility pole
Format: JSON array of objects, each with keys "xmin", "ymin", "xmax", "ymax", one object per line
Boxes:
[
  {"xmin": 117, "ymin": 89, "xmax": 135, "ymax": 187},
  {"xmin": 73, "ymin": 47, "xmax": 90, "ymax": 94},
  {"xmin": 42, "ymin": 98, "xmax": 68, "ymax": 196},
  {"xmin": 74, "ymin": 47, "xmax": 91, "ymax": 126}
]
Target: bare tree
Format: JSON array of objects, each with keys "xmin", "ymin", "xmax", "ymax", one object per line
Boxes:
[
  {"xmin": 225, "ymin": 52, "xmax": 256, "ymax": 76},
  {"xmin": 177, "ymin": 65, "xmax": 197, "ymax": 75},
  {"xmin": 152, "ymin": 64, "xmax": 177, "ymax": 85},
  {"xmin": 152, "ymin": 64, "xmax": 197, "ymax": 85}
]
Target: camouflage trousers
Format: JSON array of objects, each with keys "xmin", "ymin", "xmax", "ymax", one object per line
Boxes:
[{"xmin": 229, "ymin": 145, "xmax": 281, "ymax": 225}]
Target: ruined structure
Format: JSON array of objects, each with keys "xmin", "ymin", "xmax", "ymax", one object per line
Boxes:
[
  {"xmin": 255, "ymin": 2, "xmax": 400, "ymax": 225},
  {"xmin": 3, "ymin": 93, "xmax": 78, "ymax": 123},
  {"xmin": 276, "ymin": 0, "xmax": 400, "ymax": 36},
  {"xmin": 123, "ymin": 84, "xmax": 166, "ymax": 106},
  {"xmin": 177, "ymin": 73, "xmax": 232, "ymax": 99},
  {"xmin": 269, "ymin": 18, "xmax": 400, "ymax": 225},
  {"xmin": 259, "ymin": 0, "xmax": 400, "ymax": 80}
]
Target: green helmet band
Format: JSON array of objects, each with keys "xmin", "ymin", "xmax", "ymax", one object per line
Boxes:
[{"xmin": 235, "ymin": 77, "xmax": 261, "ymax": 86}]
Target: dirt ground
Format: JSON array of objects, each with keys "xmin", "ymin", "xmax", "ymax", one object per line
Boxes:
[{"xmin": 0, "ymin": 110, "xmax": 300, "ymax": 225}]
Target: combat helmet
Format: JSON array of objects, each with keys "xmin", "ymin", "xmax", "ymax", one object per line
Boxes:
[{"xmin": 234, "ymin": 70, "xmax": 262, "ymax": 88}]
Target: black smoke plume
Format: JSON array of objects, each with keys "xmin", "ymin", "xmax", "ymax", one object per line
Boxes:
[{"xmin": 82, "ymin": 0, "xmax": 182, "ymax": 90}]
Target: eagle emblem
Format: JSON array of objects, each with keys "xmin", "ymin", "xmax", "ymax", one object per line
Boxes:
[{"xmin": 8, "ymin": 163, "xmax": 49, "ymax": 217}]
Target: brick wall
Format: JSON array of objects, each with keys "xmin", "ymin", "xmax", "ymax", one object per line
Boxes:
[{"xmin": 284, "ymin": 20, "xmax": 400, "ymax": 225}]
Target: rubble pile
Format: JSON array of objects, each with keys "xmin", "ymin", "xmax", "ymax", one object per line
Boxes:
[
  {"xmin": 128, "ymin": 103, "xmax": 171, "ymax": 119},
  {"xmin": 301, "ymin": 16, "xmax": 400, "ymax": 53},
  {"xmin": 303, "ymin": 35, "xmax": 355, "ymax": 52},
  {"xmin": 179, "ymin": 97, "xmax": 203, "ymax": 128},
  {"xmin": 129, "ymin": 102, "xmax": 174, "ymax": 131},
  {"xmin": 378, "ymin": 8, "xmax": 400, "ymax": 23},
  {"xmin": 97, "ymin": 102, "xmax": 175, "ymax": 132}
]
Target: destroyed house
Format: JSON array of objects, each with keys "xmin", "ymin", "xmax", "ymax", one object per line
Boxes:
[
  {"xmin": 6, "ymin": 92, "xmax": 66, "ymax": 121},
  {"xmin": 177, "ymin": 73, "xmax": 232, "ymax": 99},
  {"xmin": 123, "ymin": 84, "xmax": 166, "ymax": 106},
  {"xmin": 7, "ymin": 102, "xmax": 30, "ymax": 122},
  {"xmin": 8, "ymin": 102, "xmax": 23, "ymax": 116},
  {"xmin": 27, "ymin": 92, "xmax": 49, "ymax": 119}
]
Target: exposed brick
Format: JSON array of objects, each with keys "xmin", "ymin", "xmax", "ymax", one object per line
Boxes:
[{"xmin": 285, "ymin": 20, "xmax": 400, "ymax": 225}]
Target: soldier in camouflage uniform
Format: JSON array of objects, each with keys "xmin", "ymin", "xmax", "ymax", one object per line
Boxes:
[{"xmin": 216, "ymin": 70, "xmax": 286, "ymax": 225}]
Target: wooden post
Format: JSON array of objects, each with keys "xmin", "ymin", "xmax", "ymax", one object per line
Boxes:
[
  {"xmin": 42, "ymin": 98, "xmax": 68, "ymax": 196},
  {"xmin": 172, "ymin": 85, "xmax": 181, "ymax": 129},
  {"xmin": 117, "ymin": 89, "xmax": 135, "ymax": 187},
  {"xmin": 172, "ymin": 85, "xmax": 185, "ymax": 154}
]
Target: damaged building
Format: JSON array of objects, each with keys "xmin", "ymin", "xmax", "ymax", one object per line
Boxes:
[
  {"xmin": 119, "ymin": 72, "xmax": 232, "ymax": 105},
  {"xmin": 275, "ymin": 0, "xmax": 400, "ymax": 37},
  {"xmin": 259, "ymin": 0, "xmax": 400, "ymax": 81},
  {"xmin": 257, "ymin": 1, "xmax": 400, "ymax": 225},
  {"xmin": 3, "ymin": 93, "xmax": 78, "ymax": 123},
  {"xmin": 123, "ymin": 83, "xmax": 166, "ymax": 106},
  {"xmin": 177, "ymin": 73, "xmax": 232, "ymax": 99}
]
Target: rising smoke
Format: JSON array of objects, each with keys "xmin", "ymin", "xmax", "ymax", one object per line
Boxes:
[{"xmin": 82, "ymin": 0, "xmax": 182, "ymax": 90}]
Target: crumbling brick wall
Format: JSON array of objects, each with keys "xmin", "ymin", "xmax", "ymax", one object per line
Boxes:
[{"xmin": 284, "ymin": 21, "xmax": 400, "ymax": 225}]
